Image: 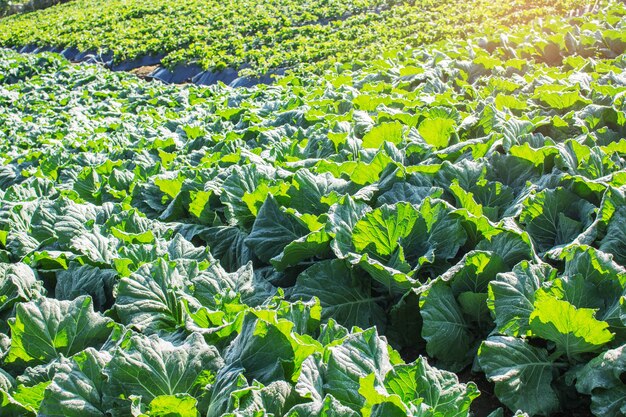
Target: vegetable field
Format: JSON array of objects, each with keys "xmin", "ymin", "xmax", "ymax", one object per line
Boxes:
[
  {"xmin": 0, "ymin": 0, "xmax": 595, "ymax": 74},
  {"xmin": 0, "ymin": 0, "xmax": 625, "ymax": 417}
]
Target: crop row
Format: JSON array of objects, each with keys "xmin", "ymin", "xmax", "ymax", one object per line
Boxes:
[{"xmin": 0, "ymin": 0, "xmax": 597, "ymax": 75}]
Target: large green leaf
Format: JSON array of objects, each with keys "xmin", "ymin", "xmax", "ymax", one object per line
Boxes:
[
  {"xmin": 560, "ymin": 245, "xmax": 626, "ymax": 337},
  {"xmin": 384, "ymin": 357, "xmax": 478, "ymax": 416},
  {"xmin": 478, "ymin": 336, "xmax": 559, "ymax": 416},
  {"xmin": 190, "ymin": 262, "xmax": 275, "ymax": 310},
  {"xmin": 475, "ymin": 230, "xmax": 533, "ymax": 268},
  {"xmin": 0, "ymin": 381, "xmax": 49, "ymax": 416},
  {"xmin": 419, "ymin": 281, "xmax": 474, "ymax": 370},
  {"xmin": 351, "ymin": 199, "xmax": 466, "ymax": 283},
  {"xmin": 245, "ymin": 195, "xmax": 309, "ymax": 263},
  {"xmin": 357, "ymin": 372, "xmax": 407, "ymax": 417},
  {"xmin": 104, "ymin": 333, "xmax": 223, "ymax": 410},
  {"xmin": 39, "ymin": 349, "xmax": 110, "ymax": 417},
  {"xmin": 193, "ymin": 226, "xmax": 256, "ymax": 272},
  {"xmin": 362, "ymin": 122, "xmax": 404, "ymax": 149},
  {"xmin": 226, "ymin": 380, "xmax": 296, "ymax": 416},
  {"xmin": 221, "ymin": 165, "xmax": 276, "ymax": 229},
  {"xmin": 576, "ymin": 345, "xmax": 626, "ymax": 417},
  {"xmin": 290, "ymin": 259, "xmax": 386, "ymax": 330},
  {"xmin": 535, "ymin": 90, "xmax": 591, "ymax": 111},
  {"xmin": 327, "ymin": 196, "xmax": 372, "ymax": 259},
  {"xmin": 69, "ymin": 229, "xmax": 118, "ymax": 265},
  {"xmin": 402, "ymin": 198, "xmax": 467, "ymax": 268},
  {"xmin": 286, "ymin": 394, "xmax": 359, "ymax": 417},
  {"xmin": 0, "ymin": 263, "xmax": 43, "ymax": 318},
  {"xmin": 223, "ymin": 312, "xmax": 319, "ymax": 385},
  {"xmin": 206, "ymin": 366, "xmax": 248, "ymax": 417},
  {"xmin": 132, "ymin": 394, "xmax": 200, "ymax": 417},
  {"xmin": 115, "ymin": 259, "xmax": 186, "ymax": 333},
  {"xmin": 55, "ymin": 263, "xmax": 116, "ymax": 311},
  {"xmin": 288, "ymin": 170, "xmax": 351, "ymax": 214},
  {"xmin": 323, "ymin": 328, "xmax": 392, "ymax": 411},
  {"xmin": 599, "ymin": 205, "xmax": 626, "ymax": 266},
  {"xmin": 352, "ymin": 203, "xmax": 418, "ymax": 258},
  {"xmin": 488, "ymin": 261, "xmax": 555, "ymax": 336},
  {"xmin": 447, "ymin": 250, "xmax": 507, "ymax": 295},
  {"xmin": 418, "ymin": 117, "xmax": 456, "ymax": 149},
  {"xmin": 7, "ymin": 296, "xmax": 114, "ymax": 366},
  {"xmin": 529, "ymin": 293, "xmax": 614, "ymax": 359},
  {"xmin": 376, "ymin": 183, "xmax": 442, "ymax": 207},
  {"xmin": 271, "ymin": 229, "xmax": 331, "ymax": 271},
  {"xmin": 520, "ymin": 188, "xmax": 595, "ymax": 253}
]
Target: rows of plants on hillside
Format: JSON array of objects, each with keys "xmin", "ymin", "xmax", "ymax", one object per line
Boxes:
[
  {"xmin": 0, "ymin": 1, "xmax": 625, "ymax": 416},
  {"xmin": 0, "ymin": 0, "xmax": 597, "ymax": 75}
]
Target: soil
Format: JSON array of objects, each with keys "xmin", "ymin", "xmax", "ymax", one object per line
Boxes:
[{"xmin": 129, "ymin": 65, "xmax": 159, "ymax": 80}]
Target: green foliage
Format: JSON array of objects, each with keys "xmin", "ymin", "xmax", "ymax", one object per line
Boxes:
[
  {"xmin": 0, "ymin": 2, "xmax": 624, "ymax": 417},
  {"xmin": 0, "ymin": 0, "xmax": 596, "ymax": 74}
]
